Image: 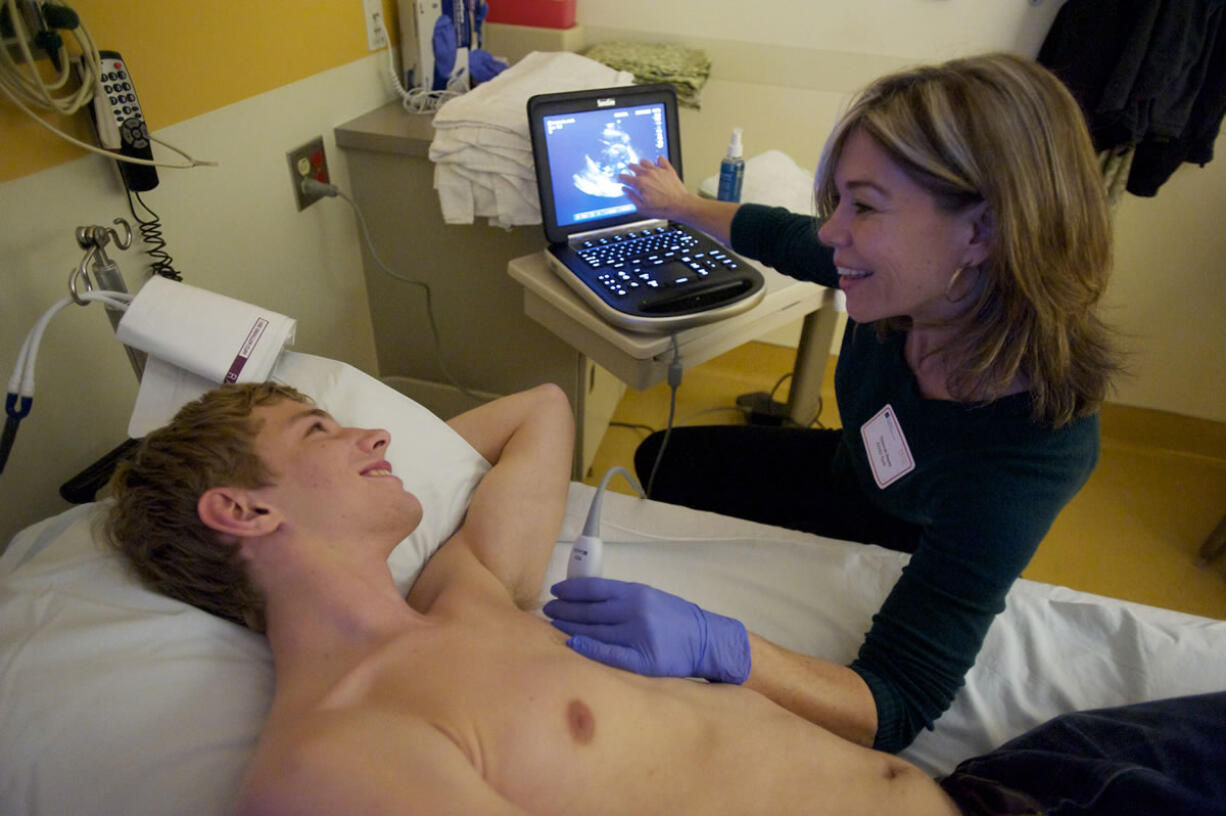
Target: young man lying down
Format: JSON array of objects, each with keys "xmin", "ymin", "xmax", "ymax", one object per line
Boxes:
[
  {"xmin": 105, "ymin": 382, "xmax": 1225, "ymax": 816},
  {"xmin": 105, "ymin": 381, "xmax": 958, "ymax": 815}
]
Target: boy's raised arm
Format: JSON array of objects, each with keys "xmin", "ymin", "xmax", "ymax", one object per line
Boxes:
[{"xmin": 423, "ymin": 383, "xmax": 574, "ymax": 608}]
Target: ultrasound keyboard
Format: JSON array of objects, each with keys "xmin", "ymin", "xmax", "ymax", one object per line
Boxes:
[
  {"xmin": 576, "ymin": 226, "xmax": 743, "ymax": 298},
  {"xmin": 546, "ymin": 224, "xmax": 765, "ymax": 333}
]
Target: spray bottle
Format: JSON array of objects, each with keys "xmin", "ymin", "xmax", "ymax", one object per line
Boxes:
[{"xmin": 716, "ymin": 127, "xmax": 745, "ymax": 203}]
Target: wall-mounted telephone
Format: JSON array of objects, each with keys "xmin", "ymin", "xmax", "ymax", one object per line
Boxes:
[{"xmin": 84, "ymin": 49, "xmax": 158, "ymax": 191}]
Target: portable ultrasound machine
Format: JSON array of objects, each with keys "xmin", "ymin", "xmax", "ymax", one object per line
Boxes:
[{"xmin": 526, "ymin": 83, "xmax": 766, "ymax": 334}]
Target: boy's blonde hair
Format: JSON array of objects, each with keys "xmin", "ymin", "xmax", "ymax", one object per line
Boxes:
[{"xmin": 106, "ymin": 382, "xmax": 309, "ymax": 631}]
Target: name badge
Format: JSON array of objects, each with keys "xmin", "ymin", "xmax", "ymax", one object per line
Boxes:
[{"xmin": 860, "ymin": 404, "xmax": 915, "ymax": 489}]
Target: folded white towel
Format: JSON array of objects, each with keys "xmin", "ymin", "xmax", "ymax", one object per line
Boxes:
[
  {"xmin": 433, "ymin": 163, "xmax": 542, "ymax": 228},
  {"xmin": 433, "ymin": 51, "xmax": 631, "ymax": 137},
  {"xmin": 429, "ymin": 51, "xmax": 633, "ymax": 226}
]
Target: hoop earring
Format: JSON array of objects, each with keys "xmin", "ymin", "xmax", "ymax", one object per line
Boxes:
[{"xmin": 945, "ymin": 266, "xmax": 972, "ymax": 303}]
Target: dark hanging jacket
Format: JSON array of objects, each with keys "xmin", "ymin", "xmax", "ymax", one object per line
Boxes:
[{"xmin": 1037, "ymin": 0, "xmax": 1226, "ymax": 196}]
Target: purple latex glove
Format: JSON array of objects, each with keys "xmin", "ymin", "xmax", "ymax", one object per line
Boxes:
[
  {"xmin": 544, "ymin": 577, "xmax": 751, "ymax": 684},
  {"xmin": 469, "ymin": 49, "xmax": 508, "ymax": 84},
  {"xmin": 431, "ymin": 14, "xmax": 456, "ymax": 91}
]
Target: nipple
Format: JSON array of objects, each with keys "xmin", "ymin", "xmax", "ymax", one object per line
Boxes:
[{"xmin": 566, "ymin": 699, "xmax": 596, "ymax": 745}]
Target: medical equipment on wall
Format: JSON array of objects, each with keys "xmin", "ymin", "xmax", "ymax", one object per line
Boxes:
[
  {"xmin": 71, "ymin": 219, "xmax": 144, "ymax": 376},
  {"xmin": 390, "ymin": 0, "xmax": 505, "ymax": 114},
  {"xmin": 0, "ymin": 2, "xmax": 215, "ymax": 172},
  {"xmin": 567, "ymin": 466, "xmax": 645, "ymax": 579},
  {"xmin": 399, "ymin": 0, "xmax": 469, "ymax": 91},
  {"xmin": 3, "ymin": 4, "xmax": 202, "ymax": 283},
  {"xmin": 1, "ymin": 0, "xmax": 95, "ymax": 111},
  {"xmin": 3, "ymin": 219, "xmax": 137, "ymax": 476},
  {"xmin": 2, "ymin": 217, "xmax": 297, "ymax": 480}
]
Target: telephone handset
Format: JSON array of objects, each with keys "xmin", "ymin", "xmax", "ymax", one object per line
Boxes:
[{"xmin": 85, "ymin": 50, "xmax": 158, "ymax": 191}]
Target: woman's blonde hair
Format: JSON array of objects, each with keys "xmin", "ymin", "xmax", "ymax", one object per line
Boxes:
[
  {"xmin": 814, "ymin": 52, "xmax": 1121, "ymax": 425},
  {"xmin": 105, "ymin": 382, "xmax": 310, "ymax": 631}
]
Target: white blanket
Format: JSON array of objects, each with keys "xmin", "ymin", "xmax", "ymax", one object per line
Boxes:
[
  {"xmin": 3, "ymin": 481, "xmax": 1223, "ymax": 815},
  {"xmin": 551, "ymin": 485, "xmax": 1226, "ymax": 777}
]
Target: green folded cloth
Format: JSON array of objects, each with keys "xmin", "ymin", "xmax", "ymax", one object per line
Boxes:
[{"xmin": 583, "ymin": 41, "xmax": 711, "ymax": 108}]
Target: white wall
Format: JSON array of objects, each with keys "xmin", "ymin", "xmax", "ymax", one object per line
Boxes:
[
  {"xmin": 0, "ymin": 56, "xmax": 395, "ymax": 545},
  {"xmin": 579, "ymin": 0, "xmax": 1226, "ymax": 424},
  {"xmin": 3, "ymin": 2, "xmax": 1223, "ymax": 547},
  {"xmin": 579, "ymin": 0, "xmax": 1062, "ymax": 58}
]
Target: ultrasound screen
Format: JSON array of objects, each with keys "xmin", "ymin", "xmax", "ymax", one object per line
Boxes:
[{"xmin": 541, "ymin": 102, "xmax": 669, "ymax": 228}]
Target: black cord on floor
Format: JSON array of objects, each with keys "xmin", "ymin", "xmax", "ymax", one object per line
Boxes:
[{"xmin": 609, "ymin": 421, "xmax": 656, "ymax": 435}]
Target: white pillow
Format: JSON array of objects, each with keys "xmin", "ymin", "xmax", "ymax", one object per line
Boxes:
[{"xmin": 0, "ymin": 352, "xmax": 490, "ymax": 816}]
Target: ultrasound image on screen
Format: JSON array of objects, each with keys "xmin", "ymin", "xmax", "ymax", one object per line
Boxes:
[{"xmin": 542, "ymin": 103, "xmax": 668, "ymax": 227}]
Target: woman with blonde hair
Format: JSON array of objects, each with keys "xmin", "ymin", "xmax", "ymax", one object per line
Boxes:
[{"xmin": 546, "ymin": 52, "xmax": 1123, "ymax": 754}]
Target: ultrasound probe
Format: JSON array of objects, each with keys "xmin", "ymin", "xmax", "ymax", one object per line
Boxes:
[{"xmin": 567, "ymin": 466, "xmax": 645, "ymax": 579}]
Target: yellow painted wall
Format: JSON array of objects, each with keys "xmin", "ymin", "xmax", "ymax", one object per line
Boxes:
[{"xmin": 1, "ymin": 0, "xmax": 399, "ymax": 182}]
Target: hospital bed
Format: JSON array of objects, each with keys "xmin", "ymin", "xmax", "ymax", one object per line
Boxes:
[{"xmin": 2, "ymin": 352, "xmax": 1223, "ymax": 816}]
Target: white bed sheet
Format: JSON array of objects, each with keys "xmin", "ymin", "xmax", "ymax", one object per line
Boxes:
[
  {"xmin": 549, "ymin": 484, "xmax": 1226, "ymax": 777},
  {"xmin": 2, "ymin": 482, "xmax": 1224, "ymax": 816}
]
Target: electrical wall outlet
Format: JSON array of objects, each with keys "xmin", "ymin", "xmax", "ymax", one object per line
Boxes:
[
  {"xmin": 363, "ymin": 0, "xmax": 388, "ymax": 51},
  {"xmin": 286, "ymin": 136, "xmax": 330, "ymax": 211}
]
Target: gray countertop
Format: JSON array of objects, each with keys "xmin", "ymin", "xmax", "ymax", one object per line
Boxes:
[{"xmin": 335, "ymin": 100, "xmax": 434, "ymax": 157}]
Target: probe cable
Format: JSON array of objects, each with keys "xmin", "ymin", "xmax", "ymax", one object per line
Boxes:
[
  {"xmin": 643, "ymin": 334, "xmax": 682, "ymax": 499},
  {"xmin": 567, "ymin": 465, "xmax": 645, "ymax": 579},
  {"xmin": 2, "ymin": 290, "xmax": 132, "ymax": 475}
]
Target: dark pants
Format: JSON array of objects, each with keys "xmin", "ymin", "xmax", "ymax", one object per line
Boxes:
[
  {"xmin": 939, "ymin": 692, "xmax": 1226, "ymax": 816},
  {"xmin": 634, "ymin": 425, "xmax": 922, "ymax": 552}
]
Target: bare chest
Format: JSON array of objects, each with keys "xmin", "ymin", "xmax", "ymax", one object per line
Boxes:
[{"xmin": 320, "ymin": 610, "xmax": 955, "ymax": 816}]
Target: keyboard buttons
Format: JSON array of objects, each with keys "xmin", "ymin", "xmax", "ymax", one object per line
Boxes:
[{"xmin": 573, "ymin": 229, "xmax": 725, "ymax": 300}]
